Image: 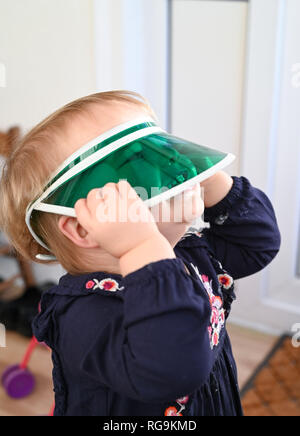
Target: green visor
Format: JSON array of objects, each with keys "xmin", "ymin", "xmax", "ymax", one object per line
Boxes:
[{"xmin": 25, "ymin": 116, "xmax": 235, "ymax": 257}]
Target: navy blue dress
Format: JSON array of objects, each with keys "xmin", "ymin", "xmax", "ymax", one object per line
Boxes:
[{"xmin": 32, "ymin": 177, "xmax": 281, "ymax": 416}]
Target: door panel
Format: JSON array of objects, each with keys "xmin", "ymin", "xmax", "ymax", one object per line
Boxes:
[
  {"xmin": 171, "ymin": 0, "xmax": 300, "ymax": 333},
  {"xmin": 171, "ymin": 0, "xmax": 248, "ymax": 176}
]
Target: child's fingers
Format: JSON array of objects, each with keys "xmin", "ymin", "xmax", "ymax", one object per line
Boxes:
[
  {"xmin": 101, "ymin": 183, "xmax": 119, "ymax": 202},
  {"xmin": 74, "ymin": 198, "xmax": 92, "ymax": 229},
  {"xmin": 191, "ymin": 183, "xmax": 204, "ymax": 215},
  {"xmin": 117, "ymin": 180, "xmax": 138, "ymax": 201},
  {"xmin": 193, "ymin": 182, "xmax": 201, "ymax": 197},
  {"xmin": 86, "ymin": 187, "xmax": 104, "ymax": 204},
  {"xmin": 155, "ymin": 199, "xmax": 172, "ymax": 222},
  {"xmin": 79, "ymin": 188, "xmax": 106, "ymax": 219}
]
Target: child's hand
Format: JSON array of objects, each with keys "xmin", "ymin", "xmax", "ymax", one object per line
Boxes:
[
  {"xmin": 153, "ymin": 182, "xmax": 204, "ymax": 247},
  {"xmin": 175, "ymin": 182, "xmax": 204, "ymax": 224},
  {"xmin": 74, "ymin": 180, "xmax": 161, "ymax": 259},
  {"xmin": 153, "ymin": 183, "xmax": 204, "ymax": 224}
]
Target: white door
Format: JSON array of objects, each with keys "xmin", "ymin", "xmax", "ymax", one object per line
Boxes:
[
  {"xmin": 94, "ymin": 0, "xmax": 300, "ymax": 334},
  {"xmin": 233, "ymin": 0, "xmax": 300, "ymax": 334},
  {"xmin": 171, "ymin": 0, "xmax": 248, "ymax": 177},
  {"xmin": 171, "ymin": 0, "xmax": 300, "ymax": 334}
]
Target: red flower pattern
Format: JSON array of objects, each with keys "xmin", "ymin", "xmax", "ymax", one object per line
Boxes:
[
  {"xmin": 217, "ymin": 274, "xmax": 233, "ymax": 290},
  {"xmin": 85, "ymin": 278, "xmax": 124, "ymax": 292},
  {"xmin": 189, "ymin": 263, "xmax": 226, "ymax": 350},
  {"xmin": 177, "ymin": 395, "xmax": 189, "ymax": 405},
  {"xmin": 85, "ymin": 280, "xmax": 95, "ymax": 289},
  {"xmin": 164, "ymin": 406, "xmax": 182, "ymax": 416},
  {"xmin": 101, "ymin": 280, "xmax": 117, "ymax": 291},
  {"xmin": 210, "ymin": 307, "xmax": 219, "ymax": 325},
  {"xmin": 164, "ymin": 395, "xmax": 189, "ymax": 416},
  {"xmin": 163, "ymin": 261, "xmax": 234, "ymax": 415}
]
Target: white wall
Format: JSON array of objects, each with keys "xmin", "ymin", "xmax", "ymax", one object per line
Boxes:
[
  {"xmin": 229, "ymin": 0, "xmax": 300, "ymax": 334},
  {"xmin": 0, "ymin": 0, "xmax": 96, "ymax": 284},
  {"xmin": 94, "ymin": 0, "xmax": 169, "ymax": 129},
  {"xmin": 0, "ymin": 0, "xmax": 96, "ymax": 130},
  {"xmin": 171, "ymin": 0, "xmax": 248, "ymax": 176}
]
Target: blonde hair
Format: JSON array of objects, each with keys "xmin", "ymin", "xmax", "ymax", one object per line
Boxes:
[{"xmin": 0, "ymin": 90, "xmax": 157, "ymax": 275}]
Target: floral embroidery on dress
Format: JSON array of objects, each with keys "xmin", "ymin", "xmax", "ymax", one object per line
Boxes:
[
  {"xmin": 85, "ymin": 278, "xmax": 124, "ymax": 292},
  {"xmin": 164, "ymin": 395, "xmax": 189, "ymax": 416},
  {"xmin": 85, "ymin": 280, "xmax": 95, "ymax": 289},
  {"xmin": 217, "ymin": 274, "xmax": 233, "ymax": 290},
  {"xmin": 209, "ymin": 255, "xmax": 236, "ymax": 317},
  {"xmin": 190, "ymin": 264, "xmax": 225, "ymax": 349}
]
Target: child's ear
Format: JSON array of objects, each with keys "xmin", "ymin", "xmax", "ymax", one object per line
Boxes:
[{"xmin": 58, "ymin": 216, "xmax": 99, "ymax": 249}]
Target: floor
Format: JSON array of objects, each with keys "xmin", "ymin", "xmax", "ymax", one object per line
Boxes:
[
  {"xmin": 226, "ymin": 323, "xmax": 278, "ymax": 387},
  {"xmin": 0, "ymin": 324, "xmax": 279, "ymax": 416},
  {"xmin": 0, "ymin": 332, "xmax": 53, "ymax": 416}
]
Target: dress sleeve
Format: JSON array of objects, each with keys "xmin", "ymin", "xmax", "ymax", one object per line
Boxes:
[
  {"xmin": 201, "ymin": 176, "xmax": 281, "ymax": 279},
  {"xmin": 59, "ymin": 258, "xmax": 214, "ymax": 403}
]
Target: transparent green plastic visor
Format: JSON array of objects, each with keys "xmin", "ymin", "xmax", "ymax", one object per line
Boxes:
[{"xmin": 25, "ymin": 117, "xmax": 235, "ymax": 257}]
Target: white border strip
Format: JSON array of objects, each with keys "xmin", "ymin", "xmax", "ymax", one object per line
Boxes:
[
  {"xmin": 48, "ymin": 116, "xmax": 156, "ymax": 181},
  {"xmin": 34, "ymin": 203, "xmax": 77, "ymax": 217},
  {"xmin": 144, "ymin": 153, "xmax": 236, "ymax": 208}
]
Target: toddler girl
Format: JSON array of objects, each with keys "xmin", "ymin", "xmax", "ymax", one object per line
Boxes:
[{"xmin": 0, "ymin": 91, "xmax": 281, "ymax": 416}]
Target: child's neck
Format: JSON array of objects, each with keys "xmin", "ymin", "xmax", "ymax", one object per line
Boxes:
[{"xmin": 78, "ymin": 247, "xmax": 122, "ymax": 275}]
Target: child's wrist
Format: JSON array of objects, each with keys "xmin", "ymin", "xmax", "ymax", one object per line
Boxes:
[
  {"xmin": 120, "ymin": 234, "xmax": 175, "ymax": 277},
  {"xmin": 201, "ymin": 171, "xmax": 233, "ymax": 208}
]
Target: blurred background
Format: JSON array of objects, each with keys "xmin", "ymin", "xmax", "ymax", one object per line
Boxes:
[{"xmin": 0, "ymin": 0, "xmax": 299, "ymax": 416}]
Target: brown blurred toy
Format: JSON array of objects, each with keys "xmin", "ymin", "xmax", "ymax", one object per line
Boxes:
[
  {"xmin": 0, "ymin": 126, "xmax": 21, "ymax": 158},
  {"xmin": 0, "ymin": 125, "xmax": 35, "ymax": 292},
  {"xmin": 0, "ymin": 126, "xmax": 55, "ymax": 337}
]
